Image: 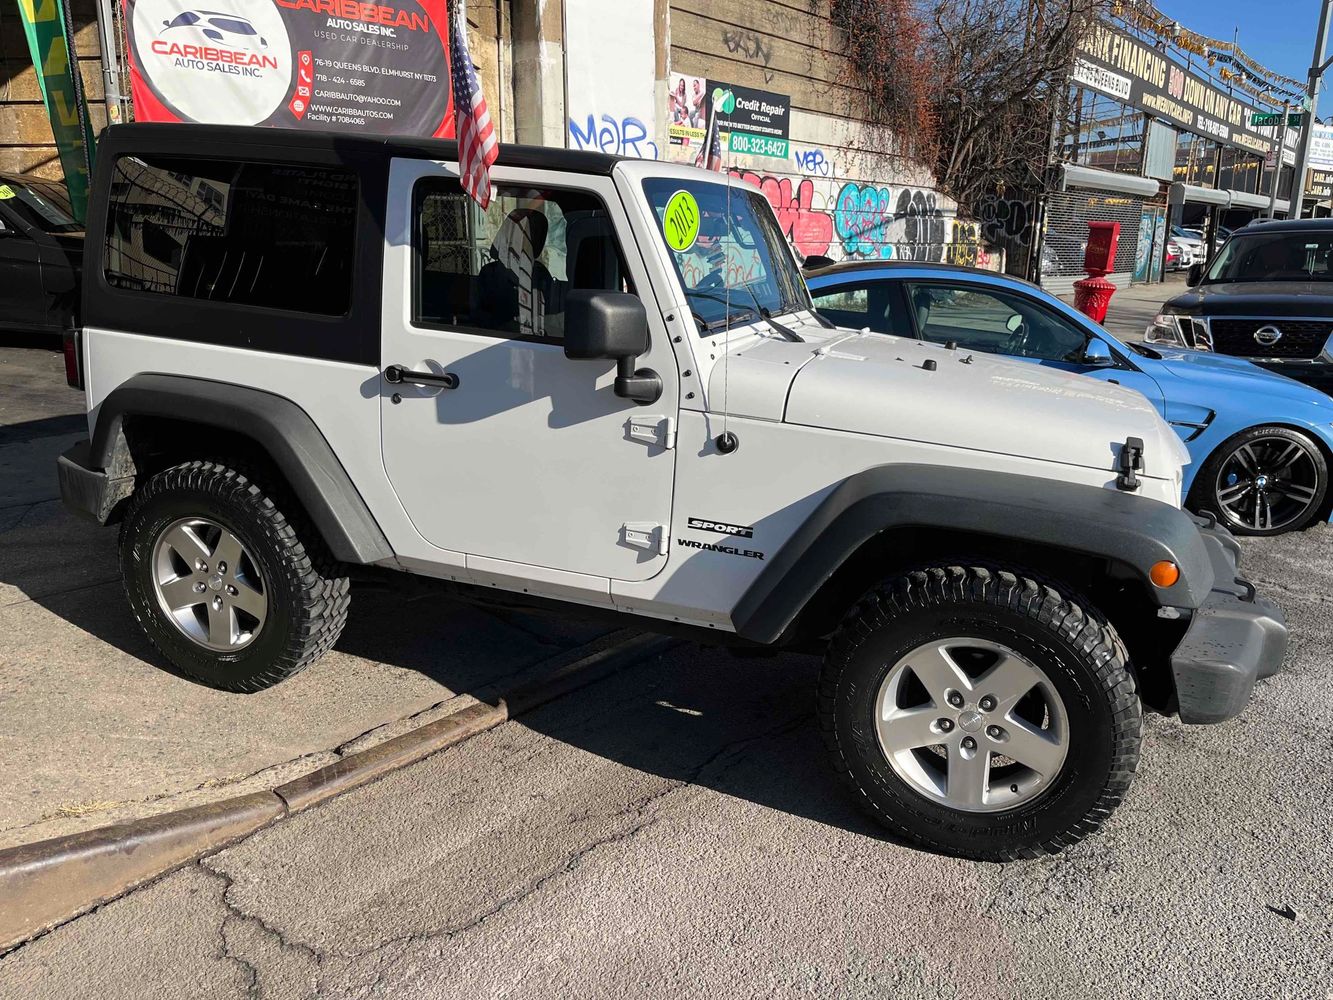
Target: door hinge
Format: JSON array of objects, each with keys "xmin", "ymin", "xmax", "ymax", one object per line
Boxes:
[
  {"xmin": 622, "ymin": 521, "xmax": 668, "ymax": 556},
  {"xmin": 627, "ymin": 415, "xmax": 675, "ymax": 450}
]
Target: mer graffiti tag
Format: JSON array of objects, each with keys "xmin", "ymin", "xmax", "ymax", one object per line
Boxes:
[{"xmin": 568, "ymin": 114, "xmax": 659, "ymax": 159}]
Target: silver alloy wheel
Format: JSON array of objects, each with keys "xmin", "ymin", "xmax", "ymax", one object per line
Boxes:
[
  {"xmin": 874, "ymin": 637, "xmax": 1069, "ymax": 813},
  {"xmin": 1215, "ymin": 436, "xmax": 1321, "ymax": 532},
  {"xmin": 151, "ymin": 517, "xmax": 267, "ymax": 652}
]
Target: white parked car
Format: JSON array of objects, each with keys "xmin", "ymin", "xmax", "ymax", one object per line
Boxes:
[{"xmin": 58, "ymin": 124, "xmax": 1286, "ymax": 861}]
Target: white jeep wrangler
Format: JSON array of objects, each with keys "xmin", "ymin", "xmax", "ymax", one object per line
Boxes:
[{"xmin": 59, "ymin": 124, "xmax": 1286, "ymax": 860}]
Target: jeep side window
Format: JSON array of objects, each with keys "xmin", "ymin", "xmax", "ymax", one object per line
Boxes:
[
  {"xmin": 102, "ymin": 156, "xmax": 356, "ymax": 316},
  {"xmin": 809, "ymin": 280, "xmax": 912, "ymax": 337},
  {"xmin": 413, "ymin": 180, "xmax": 633, "ymax": 343},
  {"xmin": 905, "ymin": 282, "xmax": 1088, "ymax": 363}
]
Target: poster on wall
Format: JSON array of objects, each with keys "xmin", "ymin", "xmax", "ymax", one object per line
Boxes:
[
  {"xmin": 667, "ymin": 76, "xmax": 790, "ymax": 162},
  {"xmin": 706, "ymin": 79, "xmax": 789, "ymax": 159},
  {"xmin": 667, "ymin": 72, "xmax": 707, "ymax": 154},
  {"xmin": 565, "ymin": 0, "xmax": 657, "ymax": 158},
  {"xmin": 121, "ymin": 0, "xmax": 455, "ymax": 136}
]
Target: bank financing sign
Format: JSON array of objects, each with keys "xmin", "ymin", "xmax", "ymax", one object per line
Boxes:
[{"xmin": 122, "ymin": 0, "xmax": 456, "ymax": 136}]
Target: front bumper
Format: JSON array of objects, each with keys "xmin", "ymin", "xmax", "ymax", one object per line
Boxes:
[{"xmin": 1169, "ymin": 517, "xmax": 1287, "ymax": 724}]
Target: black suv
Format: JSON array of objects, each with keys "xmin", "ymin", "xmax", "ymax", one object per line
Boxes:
[{"xmin": 1145, "ymin": 219, "xmax": 1333, "ymax": 394}]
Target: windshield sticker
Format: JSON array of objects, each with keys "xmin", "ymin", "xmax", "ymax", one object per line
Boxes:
[
  {"xmin": 0, "ymin": 185, "xmax": 14, "ymax": 200},
  {"xmin": 663, "ymin": 190, "xmax": 700, "ymax": 252}
]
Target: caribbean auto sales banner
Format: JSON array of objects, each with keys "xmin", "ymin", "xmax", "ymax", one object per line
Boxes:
[{"xmin": 122, "ymin": 0, "xmax": 455, "ymax": 136}]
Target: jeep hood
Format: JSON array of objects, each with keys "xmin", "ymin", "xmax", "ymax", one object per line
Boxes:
[{"xmin": 715, "ymin": 327, "xmax": 1186, "ymax": 480}]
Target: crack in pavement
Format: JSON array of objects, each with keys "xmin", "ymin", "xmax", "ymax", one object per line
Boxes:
[
  {"xmin": 196, "ymin": 710, "xmax": 812, "ymax": 975},
  {"xmin": 201, "ymin": 860, "xmax": 326, "ymax": 997}
]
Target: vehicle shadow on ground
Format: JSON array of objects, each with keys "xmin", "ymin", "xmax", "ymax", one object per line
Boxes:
[{"xmin": 514, "ymin": 639, "xmax": 899, "ymax": 844}]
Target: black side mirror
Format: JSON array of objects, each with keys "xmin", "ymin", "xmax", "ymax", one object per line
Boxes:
[
  {"xmin": 564, "ymin": 290, "xmax": 661, "ymax": 405},
  {"xmin": 1186, "ymin": 262, "xmax": 1203, "ymax": 287}
]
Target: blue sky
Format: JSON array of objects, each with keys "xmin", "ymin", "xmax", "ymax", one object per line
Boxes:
[{"xmin": 1156, "ymin": 0, "xmax": 1323, "ymax": 85}]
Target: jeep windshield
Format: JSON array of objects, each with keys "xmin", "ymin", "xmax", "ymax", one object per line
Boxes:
[
  {"xmin": 1204, "ymin": 231, "xmax": 1333, "ymax": 283},
  {"xmin": 642, "ymin": 176, "xmax": 810, "ymax": 336}
]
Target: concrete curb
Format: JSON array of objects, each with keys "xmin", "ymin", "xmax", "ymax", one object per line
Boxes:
[{"xmin": 0, "ymin": 630, "xmax": 675, "ymax": 954}]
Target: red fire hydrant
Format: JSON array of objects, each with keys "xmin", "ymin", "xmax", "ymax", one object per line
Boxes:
[{"xmin": 1072, "ymin": 221, "xmax": 1120, "ymax": 324}]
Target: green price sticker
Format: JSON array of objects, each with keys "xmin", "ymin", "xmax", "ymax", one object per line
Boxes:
[
  {"xmin": 0, "ymin": 185, "xmax": 13, "ymax": 200},
  {"xmin": 663, "ymin": 190, "xmax": 700, "ymax": 252}
]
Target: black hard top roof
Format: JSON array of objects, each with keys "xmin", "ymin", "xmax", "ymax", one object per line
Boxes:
[{"xmin": 96, "ymin": 122, "xmax": 624, "ymax": 176}]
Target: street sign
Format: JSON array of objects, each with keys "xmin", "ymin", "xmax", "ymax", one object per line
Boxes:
[{"xmin": 1251, "ymin": 112, "xmax": 1304, "ymax": 127}]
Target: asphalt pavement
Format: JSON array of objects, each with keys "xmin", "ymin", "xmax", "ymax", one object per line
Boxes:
[{"xmin": 2, "ymin": 331, "xmax": 1332, "ymax": 998}]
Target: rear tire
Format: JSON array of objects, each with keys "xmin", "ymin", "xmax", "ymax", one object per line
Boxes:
[
  {"xmin": 119, "ymin": 461, "xmax": 350, "ymax": 692},
  {"xmin": 818, "ymin": 565, "xmax": 1140, "ymax": 861}
]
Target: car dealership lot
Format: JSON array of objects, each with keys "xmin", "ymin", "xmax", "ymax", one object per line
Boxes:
[{"xmin": 1, "ymin": 339, "xmax": 1331, "ymax": 996}]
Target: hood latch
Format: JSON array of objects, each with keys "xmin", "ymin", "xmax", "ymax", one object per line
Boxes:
[{"xmin": 1116, "ymin": 437, "xmax": 1144, "ymax": 492}]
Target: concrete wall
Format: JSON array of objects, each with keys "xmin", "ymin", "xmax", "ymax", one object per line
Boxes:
[{"xmin": 664, "ymin": 0, "xmax": 999, "ymax": 268}]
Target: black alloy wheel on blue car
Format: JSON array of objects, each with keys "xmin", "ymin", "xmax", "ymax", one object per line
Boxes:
[{"xmin": 1191, "ymin": 426, "xmax": 1329, "ymax": 537}]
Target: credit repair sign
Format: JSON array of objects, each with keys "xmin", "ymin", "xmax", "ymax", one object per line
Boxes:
[{"xmin": 122, "ymin": 0, "xmax": 455, "ymax": 136}]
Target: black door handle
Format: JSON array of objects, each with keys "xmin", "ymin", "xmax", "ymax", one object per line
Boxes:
[{"xmin": 384, "ymin": 364, "xmax": 459, "ymax": 389}]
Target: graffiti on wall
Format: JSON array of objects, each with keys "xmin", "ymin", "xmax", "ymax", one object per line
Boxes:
[
  {"xmin": 568, "ymin": 114, "xmax": 659, "ymax": 159},
  {"xmin": 724, "ymin": 152, "xmax": 1006, "ymax": 269},
  {"xmin": 977, "ymin": 195, "xmax": 1035, "ymax": 247},
  {"xmin": 792, "ymin": 147, "xmax": 834, "ymax": 176},
  {"xmin": 727, "ymin": 169, "xmax": 834, "ymax": 259},
  {"xmin": 721, "ymin": 28, "xmax": 776, "ymax": 83}
]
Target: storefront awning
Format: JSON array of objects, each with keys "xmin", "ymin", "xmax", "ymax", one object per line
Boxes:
[
  {"xmin": 1169, "ymin": 183, "xmax": 1288, "ymax": 214},
  {"xmin": 1059, "ymin": 163, "xmax": 1161, "ymax": 198}
]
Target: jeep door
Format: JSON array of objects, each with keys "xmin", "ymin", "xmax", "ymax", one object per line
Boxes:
[{"xmin": 379, "ymin": 158, "xmax": 677, "ymax": 583}]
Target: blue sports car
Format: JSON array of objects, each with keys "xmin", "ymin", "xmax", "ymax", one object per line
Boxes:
[{"xmin": 806, "ymin": 261, "xmax": 1333, "ymax": 536}]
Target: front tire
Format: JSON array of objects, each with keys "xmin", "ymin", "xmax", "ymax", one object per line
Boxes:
[
  {"xmin": 819, "ymin": 565, "xmax": 1140, "ymax": 861},
  {"xmin": 120, "ymin": 461, "xmax": 350, "ymax": 692},
  {"xmin": 1190, "ymin": 425, "xmax": 1328, "ymax": 536}
]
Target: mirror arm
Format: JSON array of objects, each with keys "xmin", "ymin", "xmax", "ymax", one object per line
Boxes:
[{"xmin": 614, "ymin": 357, "xmax": 662, "ymax": 405}]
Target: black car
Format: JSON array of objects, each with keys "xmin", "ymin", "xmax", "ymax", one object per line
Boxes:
[
  {"xmin": 1144, "ymin": 219, "xmax": 1333, "ymax": 393},
  {"xmin": 0, "ymin": 172, "xmax": 83, "ymax": 337}
]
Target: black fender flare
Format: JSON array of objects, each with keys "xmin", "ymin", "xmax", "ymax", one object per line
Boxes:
[
  {"xmin": 89, "ymin": 374, "xmax": 393, "ymax": 565},
  {"xmin": 732, "ymin": 464, "xmax": 1215, "ymax": 644}
]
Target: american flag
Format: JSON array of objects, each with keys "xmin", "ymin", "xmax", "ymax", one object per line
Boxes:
[
  {"xmin": 449, "ymin": 0, "xmax": 498, "ymax": 208},
  {"xmin": 695, "ymin": 96, "xmax": 724, "ymax": 172}
]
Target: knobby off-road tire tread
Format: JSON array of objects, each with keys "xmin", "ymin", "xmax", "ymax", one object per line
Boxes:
[
  {"xmin": 818, "ymin": 564, "xmax": 1140, "ymax": 861},
  {"xmin": 120, "ymin": 460, "xmax": 350, "ymax": 692}
]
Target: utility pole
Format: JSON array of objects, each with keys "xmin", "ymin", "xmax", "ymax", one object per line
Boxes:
[
  {"xmin": 1291, "ymin": 0, "xmax": 1333, "ymax": 218},
  {"xmin": 1268, "ymin": 101, "xmax": 1291, "ymax": 218}
]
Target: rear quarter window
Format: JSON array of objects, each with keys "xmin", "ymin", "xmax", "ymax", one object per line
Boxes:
[{"xmin": 103, "ymin": 155, "xmax": 357, "ymax": 316}]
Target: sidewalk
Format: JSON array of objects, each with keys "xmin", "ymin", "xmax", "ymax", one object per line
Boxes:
[{"xmin": 1057, "ymin": 273, "xmax": 1189, "ymax": 343}]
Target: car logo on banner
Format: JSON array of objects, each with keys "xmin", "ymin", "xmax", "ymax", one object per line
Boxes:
[
  {"xmin": 133, "ymin": 0, "xmax": 292, "ymax": 125},
  {"xmin": 1253, "ymin": 325, "xmax": 1284, "ymax": 347}
]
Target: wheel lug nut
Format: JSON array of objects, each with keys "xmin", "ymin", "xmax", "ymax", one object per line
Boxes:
[
  {"xmin": 193, "ymin": 581, "xmax": 206, "ymax": 593},
  {"xmin": 212, "ymin": 596, "xmax": 223, "ymax": 611},
  {"xmin": 217, "ymin": 561, "xmax": 227, "ymax": 574},
  {"xmin": 987, "ymin": 725, "xmax": 1002, "ymax": 739},
  {"xmin": 961, "ymin": 736, "xmax": 976, "ymax": 750},
  {"xmin": 226, "ymin": 585, "xmax": 237, "ymax": 596},
  {"xmin": 195, "ymin": 559, "xmax": 207, "ymax": 572},
  {"xmin": 947, "ymin": 691, "xmax": 964, "ymax": 708},
  {"xmin": 979, "ymin": 696, "xmax": 996, "ymax": 712},
  {"xmin": 938, "ymin": 719, "xmax": 954, "ymax": 732}
]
